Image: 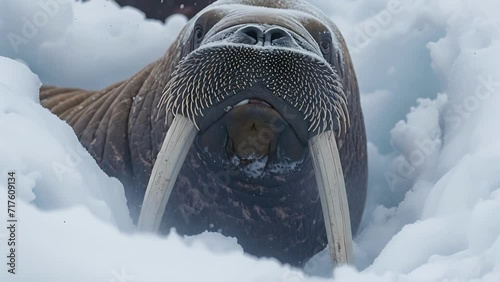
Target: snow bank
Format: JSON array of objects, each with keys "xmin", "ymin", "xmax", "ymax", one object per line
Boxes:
[
  {"xmin": 0, "ymin": 56, "xmax": 132, "ymax": 228},
  {"xmin": 1, "ymin": 0, "xmax": 500, "ymax": 281}
]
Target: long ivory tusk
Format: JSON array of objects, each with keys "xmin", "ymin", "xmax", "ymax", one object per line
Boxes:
[
  {"xmin": 308, "ymin": 130, "xmax": 353, "ymax": 265},
  {"xmin": 138, "ymin": 115, "xmax": 198, "ymax": 232}
]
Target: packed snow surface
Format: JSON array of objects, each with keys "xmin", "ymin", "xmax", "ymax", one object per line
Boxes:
[{"xmin": 1, "ymin": 0, "xmax": 500, "ymax": 281}]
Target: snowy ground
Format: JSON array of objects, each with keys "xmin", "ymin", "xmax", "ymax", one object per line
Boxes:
[{"xmin": 1, "ymin": 0, "xmax": 500, "ymax": 281}]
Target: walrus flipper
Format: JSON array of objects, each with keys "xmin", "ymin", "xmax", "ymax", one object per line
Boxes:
[
  {"xmin": 40, "ymin": 64, "xmax": 168, "ymax": 219},
  {"xmin": 41, "ymin": 81, "xmax": 134, "ymax": 183}
]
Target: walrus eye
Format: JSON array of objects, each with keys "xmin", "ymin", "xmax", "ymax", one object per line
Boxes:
[
  {"xmin": 319, "ymin": 34, "xmax": 332, "ymax": 62},
  {"xmin": 192, "ymin": 24, "xmax": 205, "ymax": 50}
]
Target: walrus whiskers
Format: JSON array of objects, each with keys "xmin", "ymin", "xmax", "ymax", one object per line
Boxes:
[{"xmin": 159, "ymin": 46, "xmax": 349, "ymax": 136}]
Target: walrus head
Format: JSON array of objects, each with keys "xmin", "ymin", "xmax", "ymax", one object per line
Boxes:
[
  {"xmin": 159, "ymin": 3, "xmax": 350, "ymax": 181},
  {"xmin": 134, "ymin": 0, "xmax": 365, "ymax": 267}
]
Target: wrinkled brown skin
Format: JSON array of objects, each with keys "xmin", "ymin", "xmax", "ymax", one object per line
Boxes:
[{"xmin": 40, "ymin": 0, "xmax": 367, "ymax": 266}]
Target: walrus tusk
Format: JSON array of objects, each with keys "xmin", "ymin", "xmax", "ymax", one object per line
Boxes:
[
  {"xmin": 138, "ymin": 115, "xmax": 198, "ymax": 231},
  {"xmin": 308, "ymin": 130, "xmax": 353, "ymax": 265}
]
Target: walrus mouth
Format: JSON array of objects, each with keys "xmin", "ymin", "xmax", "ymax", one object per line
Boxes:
[
  {"xmin": 139, "ymin": 39, "xmax": 353, "ymax": 264},
  {"xmin": 234, "ymin": 98, "xmax": 272, "ymax": 108}
]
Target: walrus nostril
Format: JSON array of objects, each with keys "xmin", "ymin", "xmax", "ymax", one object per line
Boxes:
[
  {"xmin": 236, "ymin": 26, "xmax": 264, "ymax": 45},
  {"xmin": 265, "ymin": 27, "xmax": 293, "ymax": 46},
  {"xmin": 245, "ymin": 30, "xmax": 259, "ymax": 42},
  {"xmin": 270, "ymin": 30, "xmax": 286, "ymax": 42}
]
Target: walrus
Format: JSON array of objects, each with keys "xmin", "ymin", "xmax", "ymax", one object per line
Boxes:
[{"xmin": 40, "ymin": 0, "xmax": 367, "ymax": 267}]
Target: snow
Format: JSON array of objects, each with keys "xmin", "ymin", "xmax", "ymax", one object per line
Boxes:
[
  {"xmin": 0, "ymin": 56, "xmax": 132, "ymax": 229},
  {"xmin": 1, "ymin": 0, "xmax": 500, "ymax": 281}
]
